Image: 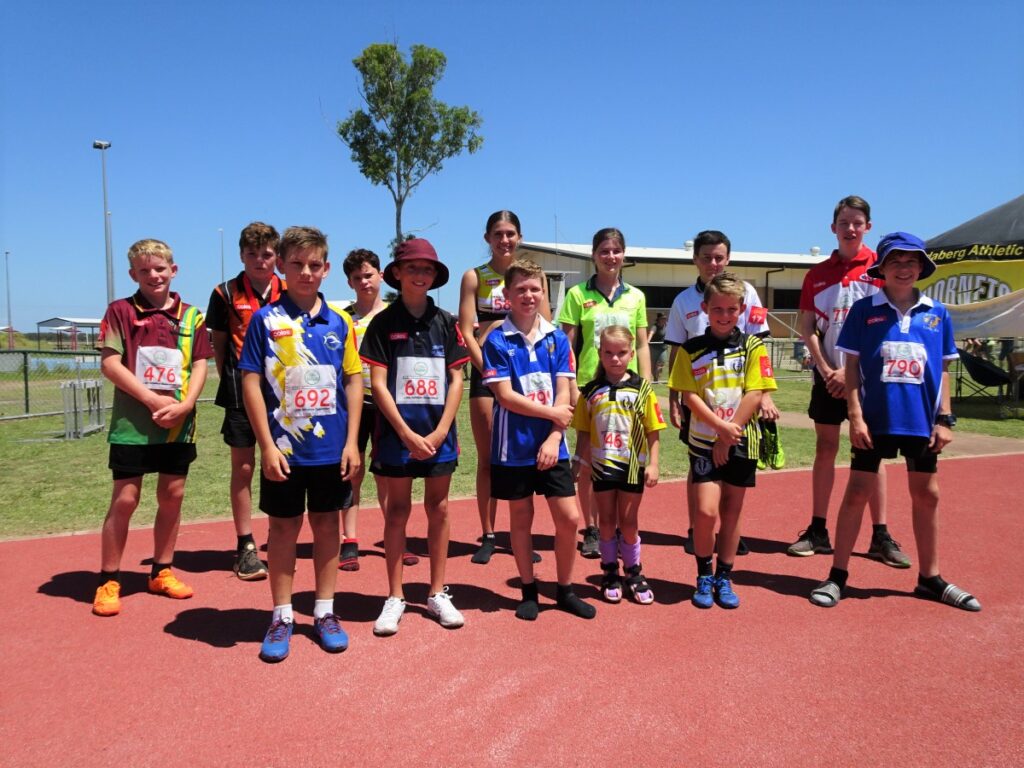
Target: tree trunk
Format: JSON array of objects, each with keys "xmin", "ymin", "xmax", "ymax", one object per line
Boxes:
[{"xmin": 394, "ymin": 199, "xmax": 403, "ymax": 246}]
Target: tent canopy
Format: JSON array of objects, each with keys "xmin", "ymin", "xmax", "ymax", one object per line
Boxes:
[{"xmin": 927, "ymin": 194, "xmax": 1024, "ymax": 249}]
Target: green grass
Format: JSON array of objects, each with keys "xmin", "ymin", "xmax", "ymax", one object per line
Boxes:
[{"xmin": 1, "ymin": 371, "xmax": 1020, "ymax": 538}]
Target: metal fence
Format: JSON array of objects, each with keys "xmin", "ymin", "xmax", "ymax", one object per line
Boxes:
[{"xmin": 0, "ymin": 350, "xmax": 111, "ymax": 419}]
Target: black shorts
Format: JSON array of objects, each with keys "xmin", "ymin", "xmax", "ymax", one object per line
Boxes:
[
  {"xmin": 807, "ymin": 369, "xmax": 848, "ymax": 425},
  {"xmin": 259, "ymin": 463, "xmax": 353, "ymax": 518},
  {"xmin": 371, "ymin": 459, "xmax": 457, "ymax": 479},
  {"xmin": 110, "ymin": 443, "xmax": 197, "ymax": 480},
  {"xmin": 593, "ymin": 470, "xmax": 645, "ymax": 495},
  {"xmin": 469, "ymin": 366, "xmax": 494, "ymax": 399},
  {"xmin": 689, "ymin": 451, "xmax": 757, "ymax": 488},
  {"xmin": 221, "ymin": 407, "xmax": 256, "ymax": 448},
  {"xmin": 357, "ymin": 404, "xmax": 377, "ymax": 454},
  {"xmin": 851, "ymin": 435, "xmax": 938, "ymax": 474},
  {"xmin": 491, "ymin": 460, "xmax": 576, "ymax": 500}
]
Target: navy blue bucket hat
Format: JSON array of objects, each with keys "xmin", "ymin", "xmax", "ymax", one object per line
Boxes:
[{"xmin": 867, "ymin": 232, "xmax": 937, "ymax": 280}]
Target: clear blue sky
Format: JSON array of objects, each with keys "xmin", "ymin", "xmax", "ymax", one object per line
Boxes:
[{"xmin": 2, "ymin": 0, "xmax": 1021, "ymax": 329}]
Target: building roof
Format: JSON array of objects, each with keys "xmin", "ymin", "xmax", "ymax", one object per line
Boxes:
[
  {"xmin": 520, "ymin": 241, "xmax": 824, "ymax": 268},
  {"xmin": 36, "ymin": 317, "xmax": 103, "ymax": 328}
]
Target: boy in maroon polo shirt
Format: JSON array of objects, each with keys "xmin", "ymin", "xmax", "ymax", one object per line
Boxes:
[{"xmin": 93, "ymin": 239, "xmax": 214, "ymax": 617}]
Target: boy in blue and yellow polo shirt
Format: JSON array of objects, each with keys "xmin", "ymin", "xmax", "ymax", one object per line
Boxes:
[
  {"xmin": 669, "ymin": 272, "xmax": 777, "ymax": 610},
  {"xmin": 240, "ymin": 226, "xmax": 363, "ymax": 662}
]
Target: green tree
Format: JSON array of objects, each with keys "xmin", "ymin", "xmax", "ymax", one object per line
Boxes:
[{"xmin": 337, "ymin": 43, "xmax": 484, "ymax": 243}]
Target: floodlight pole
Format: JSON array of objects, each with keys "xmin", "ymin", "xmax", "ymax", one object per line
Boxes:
[
  {"xmin": 4, "ymin": 250, "xmax": 13, "ymax": 350},
  {"xmin": 93, "ymin": 140, "xmax": 114, "ymax": 305}
]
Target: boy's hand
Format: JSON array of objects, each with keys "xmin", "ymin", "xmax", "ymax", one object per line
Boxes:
[
  {"xmin": 669, "ymin": 395, "xmax": 682, "ymax": 429},
  {"xmin": 825, "ymin": 367, "xmax": 847, "ymax": 399},
  {"xmin": 848, "ymin": 416, "xmax": 873, "ymax": 450},
  {"xmin": 929, "ymin": 424, "xmax": 953, "ymax": 453},
  {"xmin": 261, "ymin": 445, "xmax": 291, "ymax": 482},
  {"xmin": 645, "ymin": 462, "xmax": 659, "ymax": 487},
  {"xmin": 549, "ymin": 403, "xmax": 574, "ymax": 429},
  {"xmin": 402, "ymin": 429, "xmax": 436, "ymax": 461},
  {"xmin": 759, "ymin": 394, "xmax": 780, "ymax": 422},
  {"xmin": 424, "ymin": 428, "xmax": 447, "ymax": 452},
  {"xmin": 340, "ymin": 444, "xmax": 361, "ymax": 481},
  {"xmin": 716, "ymin": 420, "xmax": 744, "ymax": 445},
  {"xmin": 536, "ymin": 434, "xmax": 561, "ymax": 471},
  {"xmin": 147, "ymin": 393, "xmax": 179, "ymax": 413},
  {"xmin": 712, "ymin": 440, "xmax": 731, "ymax": 468},
  {"xmin": 152, "ymin": 401, "xmax": 189, "ymax": 428}
]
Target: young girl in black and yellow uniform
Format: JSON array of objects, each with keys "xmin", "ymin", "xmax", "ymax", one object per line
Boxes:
[
  {"xmin": 458, "ymin": 211, "xmax": 551, "ymax": 564},
  {"xmin": 573, "ymin": 326, "xmax": 666, "ymax": 603}
]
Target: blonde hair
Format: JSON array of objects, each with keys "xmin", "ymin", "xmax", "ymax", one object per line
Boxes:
[
  {"xmin": 595, "ymin": 324, "xmax": 635, "ymax": 382},
  {"xmin": 504, "ymin": 257, "xmax": 545, "ymax": 287},
  {"xmin": 127, "ymin": 239, "xmax": 173, "ymax": 266},
  {"xmin": 280, "ymin": 226, "xmax": 328, "ymax": 261},
  {"xmin": 703, "ymin": 271, "xmax": 745, "ymax": 302}
]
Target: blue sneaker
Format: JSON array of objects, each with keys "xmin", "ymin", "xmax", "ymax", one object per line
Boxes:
[
  {"xmin": 692, "ymin": 574, "xmax": 715, "ymax": 609},
  {"xmin": 313, "ymin": 613, "xmax": 349, "ymax": 653},
  {"xmin": 714, "ymin": 574, "xmax": 740, "ymax": 609},
  {"xmin": 260, "ymin": 619, "xmax": 293, "ymax": 662}
]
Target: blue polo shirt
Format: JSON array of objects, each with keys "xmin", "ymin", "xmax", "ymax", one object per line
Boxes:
[
  {"xmin": 359, "ymin": 298, "xmax": 470, "ymax": 466},
  {"xmin": 238, "ymin": 293, "xmax": 363, "ymax": 466},
  {"xmin": 481, "ymin": 316, "xmax": 575, "ymax": 466},
  {"xmin": 836, "ymin": 291, "xmax": 958, "ymax": 438}
]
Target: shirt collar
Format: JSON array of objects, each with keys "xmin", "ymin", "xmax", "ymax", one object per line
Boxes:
[
  {"xmin": 872, "ymin": 290, "xmax": 933, "ymax": 312},
  {"xmin": 585, "ymin": 274, "xmax": 627, "ymax": 304},
  {"xmin": 278, "ymin": 291, "xmax": 330, "ymax": 323},
  {"xmin": 829, "ymin": 244, "xmax": 874, "ymax": 266},
  {"xmin": 501, "ymin": 314, "xmax": 556, "ymax": 341},
  {"xmin": 705, "ymin": 326, "xmax": 744, "ymax": 349},
  {"xmin": 395, "ymin": 296, "xmax": 438, "ymax": 324},
  {"xmin": 132, "ymin": 291, "xmax": 183, "ymax": 319}
]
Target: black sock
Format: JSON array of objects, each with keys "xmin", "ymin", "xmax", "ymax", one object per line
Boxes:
[
  {"xmin": 516, "ymin": 581, "xmax": 539, "ymax": 621},
  {"xmin": 695, "ymin": 555, "xmax": 713, "ymax": 577},
  {"xmin": 151, "ymin": 561, "xmax": 172, "ymax": 579},
  {"xmin": 237, "ymin": 534, "xmax": 256, "ymax": 551},
  {"xmin": 556, "ymin": 584, "xmax": 596, "ymax": 619},
  {"xmin": 687, "ymin": 527, "xmax": 693, "ymax": 540},
  {"xmin": 808, "ymin": 517, "xmax": 828, "ymax": 535},
  {"xmin": 828, "ymin": 567, "xmax": 849, "ymax": 590},
  {"xmin": 715, "ymin": 560, "xmax": 733, "ymax": 579},
  {"xmin": 472, "ymin": 534, "xmax": 497, "ymax": 565},
  {"xmin": 918, "ymin": 574, "xmax": 948, "ymax": 594},
  {"xmin": 98, "ymin": 570, "xmax": 120, "ymax": 586},
  {"xmin": 872, "ymin": 524, "xmax": 887, "ymax": 536}
]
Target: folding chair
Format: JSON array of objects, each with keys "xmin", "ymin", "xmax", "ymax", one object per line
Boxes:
[{"xmin": 955, "ymin": 348, "xmax": 1011, "ymax": 403}]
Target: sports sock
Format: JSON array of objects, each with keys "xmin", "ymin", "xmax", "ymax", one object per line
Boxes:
[
  {"xmin": 272, "ymin": 604, "xmax": 294, "ymax": 624},
  {"xmin": 827, "ymin": 567, "xmax": 849, "ymax": 590},
  {"xmin": 237, "ymin": 533, "xmax": 256, "ymax": 551},
  {"xmin": 313, "ymin": 599, "xmax": 334, "ymax": 620},
  {"xmin": 516, "ymin": 581, "xmax": 539, "ymax": 621},
  {"xmin": 598, "ymin": 538, "xmax": 618, "ymax": 564},
  {"xmin": 714, "ymin": 560, "xmax": 734, "ymax": 579},
  {"xmin": 98, "ymin": 570, "xmax": 120, "ymax": 586},
  {"xmin": 150, "ymin": 561, "xmax": 172, "ymax": 579},
  {"xmin": 918, "ymin": 574, "xmax": 948, "ymax": 595},
  {"xmin": 871, "ymin": 524, "xmax": 888, "ymax": 536},
  {"xmin": 472, "ymin": 534, "xmax": 497, "ymax": 565},
  {"xmin": 556, "ymin": 584, "xmax": 596, "ymax": 619},
  {"xmin": 695, "ymin": 555, "xmax": 713, "ymax": 577},
  {"xmin": 620, "ymin": 537, "xmax": 641, "ymax": 569},
  {"xmin": 808, "ymin": 517, "xmax": 828, "ymax": 535}
]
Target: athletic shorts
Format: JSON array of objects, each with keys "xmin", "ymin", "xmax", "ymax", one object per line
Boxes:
[
  {"xmin": 491, "ymin": 460, "xmax": 575, "ymax": 500},
  {"xmin": 807, "ymin": 369, "xmax": 848, "ymax": 425},
  {"xmin": 259, "ymin": 463, "xmax": 353, "ymax": 518},
  {"xmin": 110, "ymin": 443, "xmax": 197, "ymax": 480},
  {"xmin": 469, "ymin": 366, "xmax": 494, "ymax": 399},
  {"xmin": 689, "ymin": 451, "xmax": 757, "ymax": 488},
  {"xmin": 593, "ymin": 470, "xmax": 645, "ymax": 495},
  {"xmin": 371, "ymin": 459, "xmax": 457, "ymax": 479},
  {"xmin": 851, "ymin": 435, "xmax": 938, "ymax": 474},
  {"xmin": 221, "ymin": 407, "xmax": 256, "ymax": 448},
  {"xmin": 357, "ymin": 405, "xmax": 377, "ymax": 454}
]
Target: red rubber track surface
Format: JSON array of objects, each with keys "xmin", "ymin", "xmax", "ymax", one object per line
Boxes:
[{"xmin": 2, "ymin": 455, "xmax": 1021, "ymax": 767}]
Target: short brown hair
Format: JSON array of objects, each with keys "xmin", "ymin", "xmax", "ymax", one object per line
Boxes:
[
  {"xmin": 832, "ymin": 195, "xmax": 871, "ymax": 224},
  {"xmin": 703, "ymin": 272, "xmax": 746, "ymax": 302},
  {"xmin": 127, "ymin": 238, "xmax": 173, "ymax": 266},
  {"xmin": 505, "ymin": 258, "xmax": 545, "ymax": 287},
  {"xmin": 238, "ymin": 221, "xmax": 279, "ymax": 253},
  {"xmin": 279, "ymin": 226, "xmax": 328, "ymax": 261}
]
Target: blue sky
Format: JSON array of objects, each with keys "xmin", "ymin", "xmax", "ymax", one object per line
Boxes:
[{"xmin": 1, "ymin": 0, "xmax": 1021, "ymax": 329}]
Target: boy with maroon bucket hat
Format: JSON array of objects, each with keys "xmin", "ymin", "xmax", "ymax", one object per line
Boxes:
[
  {"xmin": 809, "ymin": 232, "xmax": 980, "ymax": 611},
  {"xmin": 359, "ymin": 238, "xmax": 471, "ymax": 636}
]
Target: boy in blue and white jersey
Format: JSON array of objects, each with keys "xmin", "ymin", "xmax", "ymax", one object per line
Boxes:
[
  {"xmin": 809, "ymin": 232, "xmax": 980, "ymax": 612},
  {"xmin": 482, "ymin": 259, "xmax": 596, "ymax": 621}
]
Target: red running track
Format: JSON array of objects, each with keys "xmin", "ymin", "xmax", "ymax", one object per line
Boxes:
[{"xmin": 2, "ymin": 454, "xmax": 1022, "ymax": 767}]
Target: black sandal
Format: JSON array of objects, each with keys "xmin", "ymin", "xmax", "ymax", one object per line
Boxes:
[
  {"xmin": 600, "ymin": 562, "xmax": 623, "ymax": 603},
  {"xmin": 624, "ymin": 564, "xmax": 654, "ymax": 604}
]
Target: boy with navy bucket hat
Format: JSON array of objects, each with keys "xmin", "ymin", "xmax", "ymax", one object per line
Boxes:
[{"xmin": 809, "ymin": 232, "xmax": 981, "ymax": 612}]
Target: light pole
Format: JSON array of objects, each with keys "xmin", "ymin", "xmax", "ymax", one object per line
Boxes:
[
  {"xmin": 219, "ymin": 228, "xmax": 225, "ymax": 282},
  {"xmin": 4, "ymin": 250, "xmax": 13, "ymax": 350},
  {"xmin": 93, "ymin": 140, "xmax": 114, "ymax": 305}
]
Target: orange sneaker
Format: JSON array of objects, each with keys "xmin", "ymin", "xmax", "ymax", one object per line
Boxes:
[
  {"xmin": 148, "ymin": 568, "xmax": 194, "ymax": 599},
  {"xmin": 93, "ymin": 580, "xmax": 122, "ymax": 616}
]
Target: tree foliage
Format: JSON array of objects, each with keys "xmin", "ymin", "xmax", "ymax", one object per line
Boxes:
[{"xmin": 337, "ymin": 43, "xmax": 484, "ymax": 242}]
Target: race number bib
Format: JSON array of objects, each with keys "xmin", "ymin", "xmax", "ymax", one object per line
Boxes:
[
  {"xmin": 488, "ymin": 286, "xmax": 511, "ymax": 314},
  {"xmin": 396, "ymin": 356, "xmax": 445, "ymax": 406},
  {"xmin": 135, "ymin": 346, "xmax": 183, "ymax": 391},
  {"xmin": 592, "ymin": 311, "xmax": 630, "ymax": 349},
  {"xmin": 880, "ymin": 341, "xmax": 926, "ymax": 385},
  {"xmin": 695, "ymin": 386, "xmax": 742, "ymax": 440},
  {"xmin": 519, "ymin": 371, "xmax": 554, "ymax": 405},
  {"xmin": 598, "ymin": 412, "xmax": 631, "ymax": 460},
  {"xmin": 285, "ymin": 365, "xmax": 337, "ymax": 417}
]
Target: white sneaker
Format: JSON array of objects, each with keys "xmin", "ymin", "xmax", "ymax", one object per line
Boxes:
[
  {"xmin": 427, "ymin": 587, "xmax": 465, "ymax": 629},
  {"xmin": 373, "ymin": 596, "xmax": 406, "ymax": 636}
]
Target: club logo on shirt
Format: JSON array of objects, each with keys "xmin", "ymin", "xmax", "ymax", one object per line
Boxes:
[
  {"xmin": 686, "ymin": 311, "xmax": 699, "ymax": 319},
  {"xmin": 431, "ymin": 344, "xmax": 445, "ymax": 357},
  {"xmin": 486, "ymin": 279, "xmax": 502, "ymax": 286},
  {"xmin": 323, "ymin": 332, "xmax": 342, "ymax": 350},
  {"xmin": 583, "ymin": 300, "xmax": 597, "ymax": 309},
  {"xmin": 270, "ymin": 328, "xmax": 292, "ymax": 339},
  {"xmin": 867, "ymin": 314, "xmax": 887, "ymax": 325},
  {"xmin": 748, "ymin": 307, "xmax": 767, "ymax": 324},
  {"xmin": 390, "ymin": 332, "xmax": 409, "ymax": 341},
  {"xmin": 760, "ymin": 357, "xmax": 773, "ymax": 378},
  {"xmin": 922, "ymin": 313, "xmax": 940, "ymax": 331}
]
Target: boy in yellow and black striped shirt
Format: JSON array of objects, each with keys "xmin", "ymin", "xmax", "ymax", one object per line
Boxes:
[{"xmin": 669, "ymin": 273, "xmax": 777, "ymax": 610}]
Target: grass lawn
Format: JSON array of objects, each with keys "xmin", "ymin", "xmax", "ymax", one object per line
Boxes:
[{"xmin": 1, "ymin": 370, "xmax": 1020, "ymax": 539}]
